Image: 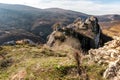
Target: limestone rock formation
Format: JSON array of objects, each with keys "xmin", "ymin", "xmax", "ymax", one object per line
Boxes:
[
  {"xmin": 89, "ymin": 37, "xmax": 120, "ymax": 80},
  {"xmin": 47, "ymin": 16, "xmax": 102, "ymax": 52},
  {"xmin": 89, "ymin": 38, "xmax": 120, "ymax": 64},
  {"xmin": 103, "ymin": 58, "xmax": 120, "ymax": 80}
]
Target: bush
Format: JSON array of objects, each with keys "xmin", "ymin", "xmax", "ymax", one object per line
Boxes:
[
  {"xmin": 0, "ymin": 58, "xmax": 13, "ymax": 68},
  {"xmin": 0, "ymin": 47, "xmax": 3, "ymax": 51},
  {"xmin": 54, "ymin": 32, "xmax": 65, "ymax": 41}
]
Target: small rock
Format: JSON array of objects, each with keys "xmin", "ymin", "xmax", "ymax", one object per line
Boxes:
[{"xmin": 10, "ymin": 69, "xmax": 27, "ymax": 80}]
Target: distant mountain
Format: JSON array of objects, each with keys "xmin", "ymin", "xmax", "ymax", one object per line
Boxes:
[
  {"xmin": 98, "ymin": 14, "xmax": 120, "ymax": 22},
  {"xmin": 0, "ymin": 3, "xmax": 89, "ymax": 44},
  {"xmin": 97, "ymin": 14, "xmax": 120, "ymax": 28},
  {"xmin": 0, "ymin": 3, "xmax": 119, "ymax": 44}
]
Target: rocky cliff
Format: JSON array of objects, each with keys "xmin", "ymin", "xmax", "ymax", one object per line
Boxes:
[
  {"xmin": 47, "ymin": 16, "xmax": 102, "ymax": 52},
  {"xmin": 89, "ymin": 36, "xmax": 120, "ymax": 80}
]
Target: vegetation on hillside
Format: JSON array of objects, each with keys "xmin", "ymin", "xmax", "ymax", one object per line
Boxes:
[
  {"xmin": 102, "ymin": 24, "xmax": 120, "ymax": 37},
  {"xmin": 0, "ymin": 3, "xmax": 120, "ymax": 44},
  {"xmin": 0, "ymin": 44, "xmax": 107, "ymax": 80}
]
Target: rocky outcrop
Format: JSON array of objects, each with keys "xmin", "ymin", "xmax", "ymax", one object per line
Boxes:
[
  {"xmin": 47, "ymin": 16, "xmax": 102, "ymax": 52},
  {"xmin": 89, "ymin": 36, "xmax": 120, "ymax": 80},
  {"xmin": 103, "ymin": 58, "xmax": 120, "ymax": 80},
  {"xmin": 16, "ymin": 39, "xmax": 35, "ymax": 45},
  {"xmin": 89, "ymin": 37, "xmax": 120, "ymax": 64}
]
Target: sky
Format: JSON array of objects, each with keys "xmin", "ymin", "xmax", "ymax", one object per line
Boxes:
[{"xmin": 0, "ymin": 0, "xmax": 120, "ymax": 15}]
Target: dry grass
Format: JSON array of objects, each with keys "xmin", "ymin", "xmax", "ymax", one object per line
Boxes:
[
  {"xmin": 0, "ymin": 44, "xmax": 107, "ymax": 80},
  {"xmin": 102, "ymin": 24, "xmax": 120, "ymax": 37}
]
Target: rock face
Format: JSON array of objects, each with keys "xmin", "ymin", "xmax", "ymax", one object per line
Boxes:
[
  {"xmin": 89, "ymin": 37, "xmax": 120, "ymax": 80},
  {"xmin": 47, "ymin": 16, "xmax": 102, "ymax": 51}
]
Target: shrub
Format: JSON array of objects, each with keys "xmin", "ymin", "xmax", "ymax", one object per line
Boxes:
[{"xmin": 0, "ymin": 58, "xmax": 13, "ymax": 68}]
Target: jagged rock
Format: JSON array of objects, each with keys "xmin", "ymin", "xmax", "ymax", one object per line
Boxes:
[
  {"xmin": 47, "ymin": 31, "xmax": 56, "ymax": 47},
  {"xmin": 103, "ymin": 58, "xmax": 120, "ymax": 80},
  {"xmin": 16, "ymin": 39, "xmax": 35, "ymax": 45},
  {"xmin": 89, "ymin": 37, "xmax": 120, "ymax": 80},
  {"xmin": 89, "ymin": 38, "xmax": 120, "ymax": 63},
  {"xmin": 52, "ymin": 23, "xmax": 62, "ymax": 31},
  {"xmin": 47, "ymin": 31, "xmax": 66, "ymax": 46},
  {"xmin": 47, "ymin": 16, "xmax": 102, "ymax": 52},
  {"xmin": 3, "ymin": 40, "xmax": 16, "ymax": 46},
  {"xmin": 47, "ymin": 30, "xmax": 81, "ymax": 49},
  {"xmin": 73, "ymin": 17, "xmax": 83, "ymax": 29}
]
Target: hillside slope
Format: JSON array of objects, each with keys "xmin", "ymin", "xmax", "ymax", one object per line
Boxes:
[
  {"xmin": 0, "ymin": 3, "xmax": 120, "ymax": 44},
  {"xmin": 102, "ymin": 24, "xmax": 120, "ymax": 38},
  {"xmin": 0, "ymin": 44, "xmax": 107, "ymax": 80},
  {"xmin": 0, "ymin": 3, "xmax": 89, "ymax": 43}
]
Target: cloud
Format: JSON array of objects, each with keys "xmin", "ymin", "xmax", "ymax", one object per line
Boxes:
[{"xmin": 0, "ymin": 0, "xmax": 120, "ymax": 15}]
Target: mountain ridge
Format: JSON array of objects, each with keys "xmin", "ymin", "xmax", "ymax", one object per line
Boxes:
[{"xmin": 0, "ymin": 3, "xmax": 120, "ymax": 44}]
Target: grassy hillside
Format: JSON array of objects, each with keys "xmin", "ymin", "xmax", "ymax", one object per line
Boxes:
[
  {"xmin": 102, "ymin": 24, "xmax": 120, "ymax": 37},
  {"xmin": 0, "ymin": 44, "xmax": 107, "ymax": 80}
]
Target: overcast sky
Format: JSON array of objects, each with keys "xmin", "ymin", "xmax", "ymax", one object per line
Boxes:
[{"xmin": 0, "ymin": 0, "xmax": 120, "ymax": 15}]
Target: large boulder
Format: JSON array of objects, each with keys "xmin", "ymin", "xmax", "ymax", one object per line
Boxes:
[{"xmin": 47, "ymin": 16, "xmax": 102, "ymax": 52}]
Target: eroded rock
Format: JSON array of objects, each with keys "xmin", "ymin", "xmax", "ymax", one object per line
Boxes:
[
  {"xmin": 47, "ymin": 16, "xmax": 102, "ymax": 52},
  {"xmin": 103, "ymin": 58, "xmax": 120, "ymax": 80},
  {"xmin": 89, "ymin": 37, "xmax": 120, "ymax": 80}
]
